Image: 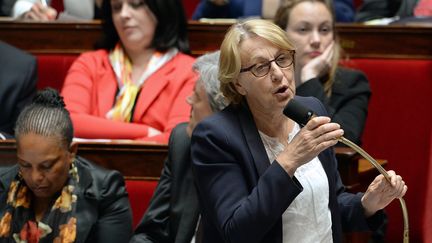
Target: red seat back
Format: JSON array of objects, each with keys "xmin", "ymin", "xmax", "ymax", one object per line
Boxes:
[{"xmin": 125, "ymin": 180, "xmax": 159, "ymax": 228}]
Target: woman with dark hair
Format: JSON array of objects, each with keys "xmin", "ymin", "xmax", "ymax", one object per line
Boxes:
[
  {"xmin": 0, "ymin": 88, "xmax": 133, "ymax": 242},
  {"xmin": 61, "ymin": 0, "xmax": 196, "ymax": 144}
]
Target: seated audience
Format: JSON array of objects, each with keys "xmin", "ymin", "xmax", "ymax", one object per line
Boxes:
[
  {"xmin": 0, "ymin": 88, "xmax": 133, "ymax": 242},
  {"xmin": 12, "ymin": 0, "xmax": 102, "ymax": 20},
  {"xmin": 192, "ymin": 0, "xmax": 355, "ymax": 22},
  {"xmin": 191, "ymin": 19, "xmax": 407, "ymax": 242},
  {"xmin": 274, "ymin": 0, "xmax": 371, "ymax": 145},
  {"xmin": 61, "ymin": 0, "xmax": 196, "ymax": 144},
  {"xmin": 130, "ymin": 51, "xmax": 228, "ymax": 243},
  {"xmin": 0, "ymin": 41, "xmax": 37, "ymax": 140},
  {"xmin": 355, "ymin": 0, "xmax": 431, "ymax": 22}
]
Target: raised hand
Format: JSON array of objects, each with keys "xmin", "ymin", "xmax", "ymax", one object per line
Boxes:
[{"xmin": 361, "ymin": 170, "xmax": 408, "ymax": 217}]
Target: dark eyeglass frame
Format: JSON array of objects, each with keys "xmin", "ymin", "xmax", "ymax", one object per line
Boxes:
[{"xmin": 239, "ymin": 50, "xmax": 296, "ymax": 78}]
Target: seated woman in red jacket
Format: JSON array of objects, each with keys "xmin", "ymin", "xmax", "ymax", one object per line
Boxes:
[{"xmin": 61, "ymin": 0, "xmax": 196, "ymax": 144}]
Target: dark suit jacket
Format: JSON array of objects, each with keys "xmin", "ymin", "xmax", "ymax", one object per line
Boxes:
[
  {"xmin": 0, "ymin": 157, "xmax": 133, "ymax": 243},
  {"xmin": 131, "ymin": 123, "xmax": 200, "ymax": 243},
  {"xmin": 355, "ymin": 0, "xmax": 419, "ymax": 21},
  {"xmin": 191, "ymin": 96, "xmax": 384, "ymax": 243},
  {"xmin": 0, "ymin": 41, "xmax": 37, "ymax": 137},
  {"xmin": 296, "ymin": 67, "xmax": 371, "ymax": 145}
]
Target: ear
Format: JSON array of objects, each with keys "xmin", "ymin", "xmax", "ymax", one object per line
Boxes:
[
  {"xmin": 69, "ymin": 142, "xmax": 78, "ymax": 159},
  {"xmin": 234, "ymin": 79, "xmax": 247, "ymax": 96}
]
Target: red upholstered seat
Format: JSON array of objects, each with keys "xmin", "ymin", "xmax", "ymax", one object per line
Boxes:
[
  {"xmin": 36, "ymin": 54, "xmax": 78, "ymax": 90},
  {"xmin": 342, "ymin": 58, "xmax": 432, "ymax": 242},
  {"xmin": 125, "ymin": 180, "xmax": 159, "ymax": 228}
]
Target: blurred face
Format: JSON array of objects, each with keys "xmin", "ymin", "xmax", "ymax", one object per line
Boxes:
[
  {"xmin": 186, "ymin": 81, "xmax": 213, "ymax": 137},
  {"xmin": 17, "ymin": 133, "xmax": 74, "ymax": 200},
  {"xmin": 235, "ymin": 36, "xmax": 295, "ymax": 115},
  {"xmin": 285, "ymin": 1, "xmax": 333, "ymax": 69},
  {"xmin": 111, "ymin": 0, "xmax": 157, "ymax": 51}
]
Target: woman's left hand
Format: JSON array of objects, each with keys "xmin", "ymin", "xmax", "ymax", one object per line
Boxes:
[
  {"xmin": 300, "ymin": 41, "xmax": 334, "ymax": 85},
  {"xmin": 361, "ymin": 170, "xmax": 407, "ymax": 217}
]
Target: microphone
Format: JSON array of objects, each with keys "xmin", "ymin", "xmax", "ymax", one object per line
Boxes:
[{"xmin": 283, "ymin": 99, "xmax": 409, "ymax": 243}]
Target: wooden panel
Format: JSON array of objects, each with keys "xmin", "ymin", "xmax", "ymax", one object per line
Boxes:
[
  {"xmin": 0, "ymin": 19, "xmax": 103, "ymax": 54},
  {"xmin": 0, "ymin": 19, "xmax": 431, "ymax": 59},
  {"xmin": 0, "ymin": 140, "xmax": 384, "ymax": 190},
  {"xmin": 0, "ymin": 139, "xmax": 167, "ymax": 180}
]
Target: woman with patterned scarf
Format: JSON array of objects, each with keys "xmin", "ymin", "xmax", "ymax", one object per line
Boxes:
[
  {"xmin": 61, "ymin": 0, "xmax": 196, "ymax": 144},
  {"xmin": 0, "ymin": 88, "xmax": 133, "ymax": 243}
]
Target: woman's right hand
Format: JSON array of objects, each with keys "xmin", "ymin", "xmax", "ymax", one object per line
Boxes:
[
  {"xmin": 277, "ymin": 116, "xmax": 343, "ymax": 176},
  {"xmin": 300, "ymin": 42, "xmax": 334, "ymax": 85},
  {"xmin": 22, "ymin": 2, "xmax": 57, "ymax": 20}
]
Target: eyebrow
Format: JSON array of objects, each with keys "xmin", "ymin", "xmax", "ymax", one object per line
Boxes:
[{"xmin": 17, "ymin": 156, "xmax": 60, "ymax": 167}]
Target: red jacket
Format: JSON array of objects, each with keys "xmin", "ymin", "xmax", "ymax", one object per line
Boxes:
[{"xmin": 61, "ymin": 50, "xmax": 196, "ymax": 144}]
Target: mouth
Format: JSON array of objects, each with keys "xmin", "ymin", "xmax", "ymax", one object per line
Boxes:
[
  {"xmin": 32, "ymin": 186, "xmax": 49, "ymax": 193},
  {"xmin": 274, "ymin": 85, "xmax": 288, "ymax": 94},
  {"xmin": 309, "ymin": 51, "xmax": 322, "ymax": 58}
]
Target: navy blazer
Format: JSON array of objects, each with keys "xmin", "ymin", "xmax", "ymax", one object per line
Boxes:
[
  {"xmin": 0, "ymin": 157, "xmax": 133, "ymax": 243},
  {"xmin": 191, "ymin": 96, "xmax": 384, "ymax": 243}
]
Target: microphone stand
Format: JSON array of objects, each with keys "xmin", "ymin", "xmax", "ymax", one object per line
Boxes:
[{"xmin": 338, "ymin": 136, "xmax": 409, "ymax": 243}]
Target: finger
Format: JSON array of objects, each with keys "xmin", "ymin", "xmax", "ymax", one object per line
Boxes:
[{"xmin": 305, "ymin": 116, "xmax": 331, "ymax": 130}]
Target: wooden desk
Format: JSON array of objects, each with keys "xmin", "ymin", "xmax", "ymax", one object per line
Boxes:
[
  {"xmin": 0, "ymin": 19, "xmax": 431, "ymax": 59},
  {"xmin": 0, "ymin": 140, "xmax": 385, "ymax": 190},
  {"xmin": 0, "ymin": 139, "xmax": 167, "ymax": 180}
]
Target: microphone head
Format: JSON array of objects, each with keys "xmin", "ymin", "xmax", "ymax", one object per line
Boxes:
[{"xmin": 283, "ymin": 99, "xmax": 315, "ymax": 127}]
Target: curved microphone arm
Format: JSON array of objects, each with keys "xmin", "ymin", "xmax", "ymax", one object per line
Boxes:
[
  {"xmin": 283, "ymin": 99, "xmax": 409, "ymax": 242},
  {"xmin": 338, "ymin": 137, "xmax": 409, "ymax": 243}
]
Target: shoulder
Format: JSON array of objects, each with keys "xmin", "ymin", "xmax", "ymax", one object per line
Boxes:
[
  {"xmin": 166, "ymin": 52, "xmax": 195, "ymax": 69},
  {"xmin": 69, "ymin": 50, "xmax": 111, "ymax": 73},
  {"xmin": 0, "ymin": 41, "xmax": 36, "ymax": 67},
  {"xmin": 76, "ymin": 157, "xmax": 125, "ymax": 199},
  {"xmin": 334, "ymin": 67, "xmax": 371, "ymax": 92},
  {"xmin": 0, "ymin": 165, "xmax": 19, "ymax": 189},
  {"xmin": 76, "ymin": 49, "xmax": 109, "ymax": 62},
  {"xmin": 192, "ymin": 104, "xmax": 244, "ymax": 142}
]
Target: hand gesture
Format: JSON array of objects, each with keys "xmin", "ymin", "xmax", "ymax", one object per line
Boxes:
[
  {"xmin": 299, "ymin": 41, "xmax": 334, "ymax": 85},
  {"xmin": 277, "ymin": 116, "xmax": 343, "ymax": 176},
  {"xmin": 22, "ymin": 2, "xmax": 57, "ymax": 21},
  {"xmin": 361, "ymin": 170, "xmax": 407, "ymax": 217}
]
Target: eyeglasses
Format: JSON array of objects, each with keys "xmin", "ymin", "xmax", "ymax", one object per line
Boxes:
[{"xmin": 240, "ymin": 50, "xmax": 295, "ymax": 78}]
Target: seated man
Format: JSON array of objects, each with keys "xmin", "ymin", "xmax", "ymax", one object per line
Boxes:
[
  {"xmin": 0, "ymin": 41, "xmax": 37, "ymax": 139},
  {"xmin": 130, "ymin": 51, "xmax": 228, "ymax": 243}
]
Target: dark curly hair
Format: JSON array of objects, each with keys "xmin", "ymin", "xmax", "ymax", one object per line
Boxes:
[{"xmin": 14, "ymin": 88, "xmax": 74, "ymax": 148}]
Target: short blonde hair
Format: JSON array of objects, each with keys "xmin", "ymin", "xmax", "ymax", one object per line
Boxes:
[{"xmin": 219, "ymin": 19, "xmax": 295, "ymax": 104}]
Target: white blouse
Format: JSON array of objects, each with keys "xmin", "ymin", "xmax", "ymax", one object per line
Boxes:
[{"xmin": 258, "ymin": 123, "xmax": 333, "ymax": 243}]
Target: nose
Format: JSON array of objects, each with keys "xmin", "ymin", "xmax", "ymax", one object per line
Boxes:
[
  {"xmin": 269, "ymin": 62, "xmax": 283, "ymax": 82},
  {"xmin": 119, "ymin": 3, "xmax": 131, "ymax": 18},
  {"xmin": 310, "ymin": 30, "xmax": 321, "ymax": 49},
  {"xmin": 31, "ymin": 169, "xmax": 44, "ymax": 184}
]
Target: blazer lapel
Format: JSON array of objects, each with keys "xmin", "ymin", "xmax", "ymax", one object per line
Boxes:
[
  {"xmin": 75, "ymin": 162, "xmax": 97, "ymax": 243},
  {"xmin": 237, "ymin": 102, "xmax": 270, "ymax": 176},
  {"xmin": 96, "ymin": 61, "xmax": 118, "ymax": 116}
]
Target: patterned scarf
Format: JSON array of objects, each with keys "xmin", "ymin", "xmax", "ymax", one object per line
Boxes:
[
  {"xmin": 107, "ymin": 43, "xmax": 178, "ymax": 122},
  {"xmin": 0, "ymin": 162, "xmax": 79, "ymax": 243}
]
